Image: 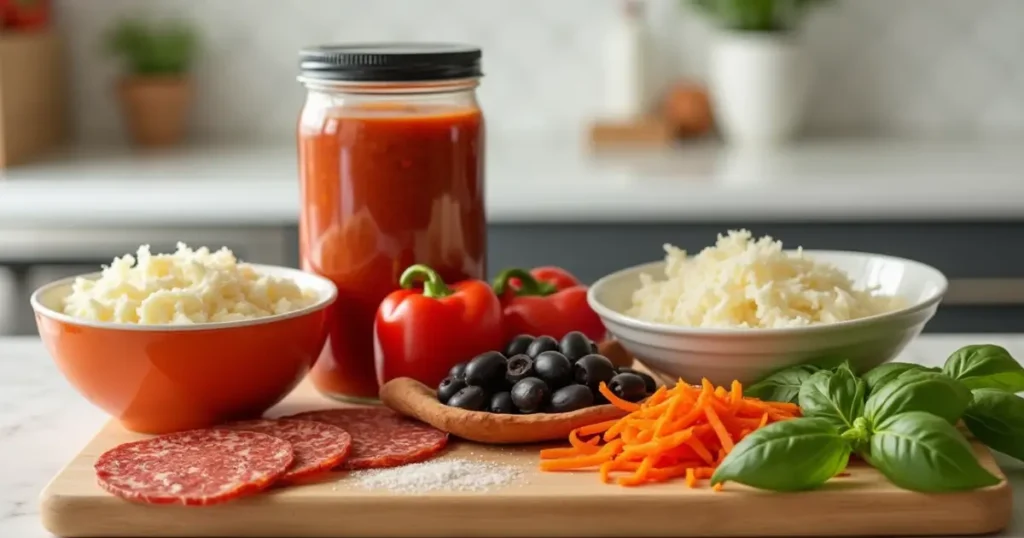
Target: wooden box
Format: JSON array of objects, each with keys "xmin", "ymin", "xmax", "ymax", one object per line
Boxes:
[{"xmin": 0, "ymin": 30, "xmax": 67, "ymax": 168}]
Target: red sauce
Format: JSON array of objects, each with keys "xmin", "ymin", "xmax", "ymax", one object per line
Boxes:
[{"xmin": 298, "ymin": 104, "xmax": 486, "ymax": 401}]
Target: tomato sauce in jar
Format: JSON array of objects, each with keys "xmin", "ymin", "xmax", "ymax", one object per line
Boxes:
[{"xmin": 297, "ymin": 44, "xmax": 486, "ymax": 402}]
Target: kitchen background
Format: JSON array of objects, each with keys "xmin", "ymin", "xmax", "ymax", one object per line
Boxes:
[
  {"xmin": 57, "ymin": 0, "xmax": 1024, "ymax": 141},
  {"xmin": 2, "ymin": 0, "xmax": 1024, "ymax": 335}
]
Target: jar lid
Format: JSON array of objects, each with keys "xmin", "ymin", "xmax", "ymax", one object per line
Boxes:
[{"xmin": 298, "ymin": 43, "xmax": 482, "ymax": 82}]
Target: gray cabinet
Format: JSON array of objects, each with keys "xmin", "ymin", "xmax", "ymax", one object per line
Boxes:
[{"xmin": 6, "ymin": 221, "xmax": 1023, "ymax": 335}]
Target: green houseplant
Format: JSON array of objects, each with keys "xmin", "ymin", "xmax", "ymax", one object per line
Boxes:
[
  {"xmin": 685, "ymin": 0, "xmax": 833, "ymax": 146},
  {"xmin": 104, "ymin": 19, "xmax": 198, "ymax": 147},
  {"xmin": 689, "ymin": 0, "xmax": 831, "ymax": 32}
]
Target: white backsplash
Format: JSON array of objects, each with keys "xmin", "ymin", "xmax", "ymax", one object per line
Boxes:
[{"xmin": 56, "ymin": 0, "xmax": 1024, "ymax": 143}]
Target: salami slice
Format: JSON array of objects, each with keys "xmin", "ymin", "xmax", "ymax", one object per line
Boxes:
[
  {"xmin": 94, "ymin": 429, "xmax": 293, "ymax": 506},
  {"xmin": 222, "ymin": 419, "xmax": 352, "ymax": 482},
  {"xmin": 285, "ymin": 408, "xmax": 448, "ymax": 470}
]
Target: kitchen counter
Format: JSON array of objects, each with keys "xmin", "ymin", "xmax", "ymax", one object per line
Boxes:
[
  {"xmin": 2, "ymin": 334, "xmax": 1023, "ymax": 537},
  {"xmin": 3, "ymin": 138, "xmax": 1024, "ymax": 226}
]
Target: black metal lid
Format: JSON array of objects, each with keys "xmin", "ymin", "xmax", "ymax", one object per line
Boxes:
[{"xmin": 298, "ymin": 43, "xmax": 482, "ymax": 82}]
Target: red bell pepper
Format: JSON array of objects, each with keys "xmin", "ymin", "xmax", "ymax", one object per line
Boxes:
[
  {"xmin": 374, "ymin": 264, "xmax": 504, "ymax": 388},
  {"xmin": 507, "ymin": 266, "xmax": 581, "ymax": 291},
  {"xmin": 493, "ymin": 267, "xmax": 606, "ymax": 343}
]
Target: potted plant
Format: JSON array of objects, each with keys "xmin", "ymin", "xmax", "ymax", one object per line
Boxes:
[
  {"xmin": 104, "ymin": 19, "xmax": 198, "ymax": 148},
  {"xmin": 688, "ymin": 0, "xmax": 831, "ymax": 146}
]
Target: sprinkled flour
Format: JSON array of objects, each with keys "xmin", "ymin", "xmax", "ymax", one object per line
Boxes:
[{"xmin": 347, "ymin": 458, "xmax": 523, "ymax": 494}]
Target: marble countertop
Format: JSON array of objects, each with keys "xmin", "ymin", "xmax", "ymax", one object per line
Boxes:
[
  {"xmin": 3, "ymin": 334, "xmax": 1024, "ymax": 537},
  {"xmin": 3, "ymin": 138, "xmax": 1024, "ymax": 226}
]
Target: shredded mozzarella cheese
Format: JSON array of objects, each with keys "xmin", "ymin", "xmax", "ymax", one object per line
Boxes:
[
  {"xmin": 626, "ymin": 230, "xmax": 901, "ymax": 329},
  {"xmin": 62, "ymin": 243, "xmax": 317, "ymax": 325}
]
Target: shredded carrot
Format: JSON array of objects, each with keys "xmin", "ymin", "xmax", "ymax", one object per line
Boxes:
[
  {"xmin": 695, "ymin": 466, "xmax": 714, "ymax": 479},
  {"xmin": 578, "ymin": 419, "xmax": 621, "ymax": 437},
  {"xmin": 539, "ymin": 376, "xmax": 800, "ymax": 488},
  {"xmin": 599, "ymin": 382, "xmax": 642, "ymax": 412},
  {"xmin": 703, "ymin": 405, "xmax": 735, "ymax": 454},
  {"xmin": 539, "ymin": 452, "xmax": 610, "ymax": 471},
  {"xmin": 617, "ymin": 456, "xmax": 655, "ymax": 486},
  {"xmin": 730, "ymin": 380, "xmax": 743, "ymax": 406},
  {"xmin": 568, "ymin": 429, "xmax": 601, "ymax": 454},
  {"xmin": 647, "ymin": 385, "xmax": 669, "ymax": 405},
  {"xmin": 539, "ymin": 447, "xmax": 580, "ymax": 459}
]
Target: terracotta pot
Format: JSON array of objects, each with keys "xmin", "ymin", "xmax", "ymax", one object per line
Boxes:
[{"xmin": 117, "ymin": 76, "xmax": 192, "ymax": 147}]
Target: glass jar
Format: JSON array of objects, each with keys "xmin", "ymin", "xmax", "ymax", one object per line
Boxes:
[{"xmin": 296, "ymin": 43, "xmax": 487, "ymax": 403}]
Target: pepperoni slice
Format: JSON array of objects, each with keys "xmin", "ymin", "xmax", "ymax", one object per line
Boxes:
[
  {"xmin": 285, "ymin": 408, "xmax": 448, "ymax": 470},
  {"xmin": 94, "ymin": 429, "xmax": 293, "ymax": 506},
  {"xmin": 222, "ymin": 419, "xmax": 352, "ymax": 482}
]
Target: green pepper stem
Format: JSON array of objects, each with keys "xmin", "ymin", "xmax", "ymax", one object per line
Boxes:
[
  {"xmin": 399, "ymin": 264, "xmax": 454, "ymax": 299},
  {"xmin": 493, "ymin": 268, "xmax": 557, "ymax": 297}
]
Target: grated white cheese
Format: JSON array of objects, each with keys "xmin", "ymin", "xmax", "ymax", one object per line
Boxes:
[
  {"xmin": 62, "ymin": 242, "xmax": 318, "ymax": 325},
  {"xmin": 347, "ymin": 458, "xmax": 522, "ymax": 494},
  {"xmin": 626, "ymin": 230, "xmax": 902, "ymax": 329}
]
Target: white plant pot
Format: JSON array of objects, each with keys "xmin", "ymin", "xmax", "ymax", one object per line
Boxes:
[{"xmin": 709, "ymin": 32, "xmax": 810, "ymax": 146}]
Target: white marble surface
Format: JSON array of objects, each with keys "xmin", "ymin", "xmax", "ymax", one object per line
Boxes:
[
  {"xmin": 3, "ymin": 138, "xmax": 1024, "ymax": 226},
  {"xmin": 2, "ymin": 334, "xmax": 1023, "ymax": 537}
]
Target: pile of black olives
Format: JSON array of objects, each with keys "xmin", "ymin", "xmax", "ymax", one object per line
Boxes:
[{"xmin": 437, "ymin": 331, "xmax": 657, "ymax": 414}]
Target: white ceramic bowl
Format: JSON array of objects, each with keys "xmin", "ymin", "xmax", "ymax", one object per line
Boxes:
[{"xmin": 588, "ymin": 251, "xmax": 948, "ymax": 386}]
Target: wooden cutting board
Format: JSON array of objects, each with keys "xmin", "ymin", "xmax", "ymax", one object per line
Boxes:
[{"xmin": 41, "ymin": 380, "xmax": 1013, "ymax": 538}]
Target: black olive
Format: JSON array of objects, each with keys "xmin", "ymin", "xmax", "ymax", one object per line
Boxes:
[
  {"xmin": 609, "ymin": 373, "xmax": 649, "ymax": 402},
  {"xmin": 574, "ymin": 354, "xmax": 616, "ymax": 391},
  {"xmin": 489, "ymin": 391, "xmax": 517, "ymax": 414},
  {"xmin": 548, "ymin": 384, "xmax": 595, "ymax": 413},
  {"xmin": 448, "ymin": 362, "xmax": 469, "ymax": 381},
  {"xmin": 533, "ymin": 351, "xmax": 573, "ymax": 388},
  {"xmin": 506, "ymin": 354, "xmax": 535, "ymax": 384},
  {"xmin": 590, "ymin": 341, "xmax": 600, "ymax": 354},
  {"xmin": 617, "ymin": 367, "xmax": 657, "ymax": 394},
  {"xmin": 504, "ymin": 334, "xmax": 534, "ymax": 357},
  {"xmin": 446, "ymin": 386, "xmax": 487, "ymax": 411},
  {"xmin": 526, "ymin": 336, "xmax": 559, "ymax": 358},
  {"xmin": 463, "ymin": 351, "xmax": 508, "ymax": 389},
  {"xmin": 559, "ymin": 331, "xmax": 593, "ymax": 362},
  {"xmin": 436, "ymin": 376, "xmax": 467, "ymax": 404},
  {"xmin": 510, "ymin": 377, "xmax": 550, "ymax": 414}
]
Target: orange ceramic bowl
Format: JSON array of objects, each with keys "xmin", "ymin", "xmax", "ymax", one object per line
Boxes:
[{"xmin": 30, "ymin": 265, "xmax": 337, "ymax": 434}]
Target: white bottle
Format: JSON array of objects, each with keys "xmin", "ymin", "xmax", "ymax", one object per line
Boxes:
[{"xmin": 603, "ymin": 0, "xmax": 650, "ymax": 119}]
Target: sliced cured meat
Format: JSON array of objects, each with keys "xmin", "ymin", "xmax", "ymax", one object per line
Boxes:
[
  {"xmin": 222, "ymin": 419, "xmax": 352, "ymax": 482},
  {"xmin": 284, "ymin": 408, "xmax": 448, "ymax": 470},
  {"xmin": 94, "ymin": 429, "xmax": 293, "ymax": 506}
]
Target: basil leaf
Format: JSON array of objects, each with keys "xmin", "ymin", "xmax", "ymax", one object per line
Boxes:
[
  {"xmin": 710, "ymin": 417, "xmax": 850, "ymax": 492},
  {"xmin": 864, "ymin": 371, "xmax": 971, "ymax": 425},
  {"xmin": 963, "ymin": 388, "xmax": 1024, "ymax": 462},
  {"xmin": 942, "ymin": 345, "xmax": 1024, "ymax": 392},
  {"xmin": 745, "ymin": 364, "xmax": 819, "ymax": 403},
  {"xmin": 862, "ymin": 362, "xmax": 930, "ymax": 395},
  {"xmin": 806, "ymin": 355, "xmax": 853, "ymax": 371},
  {"xmin": 867, "ymin": 411, "xmax": 1001, "ymax": 492},
  {"xmin": 798, "ymin": 364, "xmax": 866, "ymax": 428}
]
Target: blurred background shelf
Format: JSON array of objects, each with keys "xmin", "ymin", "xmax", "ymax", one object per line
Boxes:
[{"xmin": 4, "ymin": 138, "xmax": 1024, "ymax": 335}]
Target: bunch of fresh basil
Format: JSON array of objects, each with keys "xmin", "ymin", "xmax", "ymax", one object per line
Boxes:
[{"xmin": 712, "ymin": 344, "xmax": 1024, "ymax": 492}]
